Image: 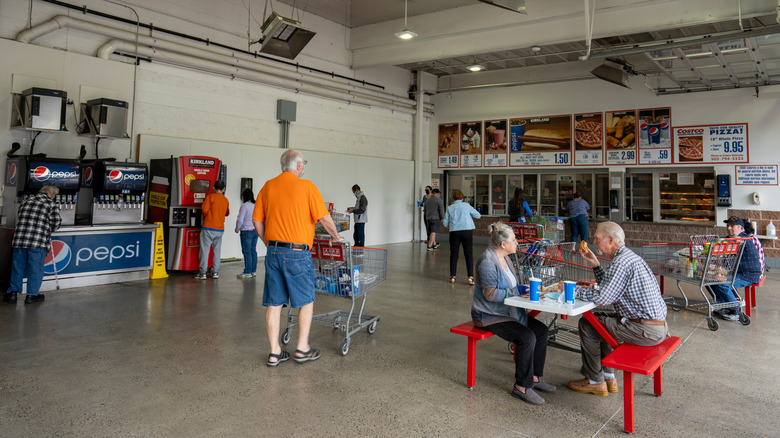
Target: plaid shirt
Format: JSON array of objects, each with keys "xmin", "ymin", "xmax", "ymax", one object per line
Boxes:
[
  {"xmin": 577, "ymin": 246, "xmax": 667, "ymax": 321},
  {"xmin": 11, "ymin": 192, "xmax": 62, "ymax": 249}
]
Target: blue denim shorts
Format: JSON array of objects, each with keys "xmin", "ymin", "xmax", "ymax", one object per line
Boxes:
[{"xmin": 262, "ymin": 245, "xmax": 315, "ymax": 308}]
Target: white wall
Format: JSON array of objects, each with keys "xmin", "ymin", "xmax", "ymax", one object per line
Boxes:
[
  {"xmin": 430, "ymin": 76, "xmax": 780, "ymax": 221},
  {"xmin": 138, "ymin": 135, "xmax": 415, "ymax": 258}
]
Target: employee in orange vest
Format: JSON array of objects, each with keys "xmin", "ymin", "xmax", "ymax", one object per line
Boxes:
[{"xmin": 196, "ymin": 180, "xmax": 229, "ymax": 279}]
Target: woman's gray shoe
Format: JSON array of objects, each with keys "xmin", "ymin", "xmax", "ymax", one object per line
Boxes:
[
  {"xmin": 533, "ymin": 379, "xmax": 557, "ymax": 393},
  {"xmin": 511, "ymin": 386, "xmax": 545, "ymax": 405}
]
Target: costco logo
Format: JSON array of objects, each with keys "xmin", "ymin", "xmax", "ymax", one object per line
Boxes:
[
  {"xmin": 6, "ymin": 162, "xmax": 17, "ymax": 185},
  {"xmin": 677, "ymin": 128, "xmax": 704, "ymax": 135}
]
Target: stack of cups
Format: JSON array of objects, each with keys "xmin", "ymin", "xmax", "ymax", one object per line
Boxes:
[
  {"xmin": 529, "ymin": 277, "xmax": 541, "ymax": 303},
  {"xmin": 564, "ymin": 281, "xmax": 576, "ymax": 306}
]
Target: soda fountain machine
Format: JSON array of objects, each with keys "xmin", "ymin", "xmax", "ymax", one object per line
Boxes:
[
  {"xmin": 88, "ymin": 160, "xmax": 147, "ymax": 225},
  {"xmin": 149, "ymin": 156, "xmax": 225, "ymax": 271},
  {"xmin": 2, "ymin": 157, "xmax": 81, "ymax": 227}
]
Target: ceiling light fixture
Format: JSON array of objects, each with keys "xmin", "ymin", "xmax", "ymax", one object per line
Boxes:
[
  {"xmin": 531, "ymin": 45, "xmax": 542, "ymax": 52},
  {"xmin": 467, "ymin": 64, "xmax": 486, "ymax": 72},
  {"xmin": 395, "ymin": 0, "xmax": 417, "ymax": 40}
]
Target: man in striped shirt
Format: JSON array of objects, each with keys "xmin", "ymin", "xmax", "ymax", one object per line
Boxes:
[
  {"xmin": 2, "ymin": 185, "xmax": 62, "ymax": 304},
  {"xmin": 566, "ymin": 222, "xmax": 670, "ymax": 397}
]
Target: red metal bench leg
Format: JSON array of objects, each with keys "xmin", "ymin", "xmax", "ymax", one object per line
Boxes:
[
  {"xmin": 624, "ymin": 371, "xmax": 635, "ymax": 433},
  {"xmin": 467, "ymin": 338, "xmax": 477, "ymax": 388},
  {"xmin": 654, "ymin": 366, "xmax": 663, "ymax": 396},
  {"xmin": 744, "ymin": 286, "xmax": 752, "ymax": 317},
  {"xmin": 751, "ymin": 285, "xmax": 756, "ymax": 308}
]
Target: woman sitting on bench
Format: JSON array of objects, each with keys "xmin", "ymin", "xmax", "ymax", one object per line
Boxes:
[{"xmin": 471, "ymin": 222, "xmax": 555, "ymax": 406}]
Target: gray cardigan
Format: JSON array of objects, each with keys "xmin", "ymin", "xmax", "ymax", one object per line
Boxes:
[{"xmin": 471, "ymin": 248, "xmax": 527, "ymax": 327}]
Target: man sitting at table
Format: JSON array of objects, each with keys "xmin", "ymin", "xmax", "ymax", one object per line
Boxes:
[{"xmin": 566, "ymin": 221, "xmax": 670, "ymax": 396}]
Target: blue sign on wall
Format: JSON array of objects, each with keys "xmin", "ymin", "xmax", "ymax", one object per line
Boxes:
[{"xmin": 46, "ymin": 231, "xmax": 154, "ymax": 275}]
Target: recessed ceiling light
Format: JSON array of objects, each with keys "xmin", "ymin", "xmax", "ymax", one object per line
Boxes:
[
  {"xmin": 531, "ymin": 45, "xmax": 542, "ymax": 52},
  {"xmin": 467, "ymin": 64, "xmax": 486, "ymax": 72}
]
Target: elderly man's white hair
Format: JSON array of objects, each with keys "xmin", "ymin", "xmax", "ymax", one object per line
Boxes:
[
  {"xmin": 280, "ymin": 149, "xmax": 304, "ymax": 172},
  {"xmin": 597, "ymin": 221, "xmax": 625, "ymax": 246},
  {"xmin": 40, "ymin": 185, "xmax": 59, "ymax": 197}
]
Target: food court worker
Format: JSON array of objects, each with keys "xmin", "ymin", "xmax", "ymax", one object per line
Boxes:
[{"xmin": 566, "ymin": 221, "xmax": 669, "ymax": 396}]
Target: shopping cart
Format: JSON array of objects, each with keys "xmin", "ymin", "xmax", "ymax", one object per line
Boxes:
[
  {"xmin": 641, "ymin": 238, "xmax": 748, "ymax": 331},
  {"xmin": 315, "ymin": 211, "xmax": 350, "ymax": 239},
  {"xmin": 281, "ymin": 239, "xmax": 387, "ymax": 355},
  {"xmin": 506, "ymin": 222, "xmax": 562, "ymax": 244}
]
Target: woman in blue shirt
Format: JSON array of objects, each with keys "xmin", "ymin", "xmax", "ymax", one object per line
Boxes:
[
  {"xmin": 235, "ymin": 188, "xmax": 258, "ymax": 279},
  {"xmin": 471, "ymin": 222, "xmax": 554, "ymax": 405},
  {"xmin": 443, "ymin": 189, "xmax": 481, "ymax": 285},
  {"xmin": 508, "ymin": 187, "xmax": 533, "ymax": 222},
  {"xmin": 566, "ymin": 191, "xmax": 590, "ymax": 244}
]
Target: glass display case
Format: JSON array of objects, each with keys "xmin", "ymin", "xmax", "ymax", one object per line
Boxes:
[
  {"xmin": 626, "ymin": 173, "xmax": 653, "ymax": 222},
  {"xmin": 491, "ymin": 176, "xmax": 507, "ymax": 215},
  {"xmin": 659, "ymin": 172, "xmax": 715, "ymax": 222},
  {"xmin": 540, "ymin": 174, "xmax": 558, "ymax": 216},
  {"xmin": 475, "ymin": 175, "xmax": 489, "ymax": 214},
  {"xmin": 594, "ymin": 174, "xmax": 610, "ymax": 220}
]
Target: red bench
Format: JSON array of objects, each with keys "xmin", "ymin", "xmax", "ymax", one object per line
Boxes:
[
  {"xmin": 744, "ymin": 275, "xmax": 765, "ymax": 317},
  {"xmin": 601, "ymin": 336, "xmax": 682, "ymax": 433},
  {"xmin": 450, "ymin": 322, "xmax": 494, "ymax": 388}
]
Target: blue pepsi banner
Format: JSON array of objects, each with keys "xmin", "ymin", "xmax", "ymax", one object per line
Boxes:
[
  {"xmin": 81, "ymin": 163, "xmax": 95, "ymax": 188},
  {"xmin": 102, "ymin": 165, "xmax": 148, "ymax": 191},
  {"xmin": 46, "ymin": 230, "xmax": 154, "ymax": 275},
  {"xmin": 5, "ymin": 160, "xmax": 19, "ymax": 186},
  {"xmin": 27, "ymin": 160, "xmax": 80, "ymax": 190}
]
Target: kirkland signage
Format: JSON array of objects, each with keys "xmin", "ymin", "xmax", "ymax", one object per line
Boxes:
[
  {"xmin": 188, "ymin": 158, "xmax": 217, "ymax": 168},
  {"xmin": 46, "ymin": 230, "xmax": 154, "ymax": 276}
]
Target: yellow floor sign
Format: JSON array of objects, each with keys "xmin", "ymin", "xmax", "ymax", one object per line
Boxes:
[{"xmin": 150, "ymin": 222, "xmax": 168, "ymax": 279}]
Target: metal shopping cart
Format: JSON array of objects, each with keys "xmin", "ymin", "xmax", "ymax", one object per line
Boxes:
[
  {"xmin": 506, "ymin": 222, "xmax": 562, "ymax": 245},
  {"xmin": 315, "ymin": 211, "xmax": 350, "ymax": 239},
  {"xmin": 281, "ymin": 239, "xmax": 387, "ymax": 355},
  {"xmin": 641, "ymin": 238, "xmax": 748, "ymax": 331}
]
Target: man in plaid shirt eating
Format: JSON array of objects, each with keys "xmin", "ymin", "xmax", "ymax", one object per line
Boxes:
[
  {"xmin": 565, "ymin": 221, "xmax": 670, "ymax": 396},
  {"xmin": 2, "ymin": 185, "xmax": 62, "ymax": 304}
]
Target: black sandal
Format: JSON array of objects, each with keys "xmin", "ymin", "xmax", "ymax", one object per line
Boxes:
[
  {"xmin": 266, "ymin": 350, "xmax": 290, "ymax": 367},
  {"xmin": 293, "ymin": 348, "xmax": 321, "ymax": 363}
]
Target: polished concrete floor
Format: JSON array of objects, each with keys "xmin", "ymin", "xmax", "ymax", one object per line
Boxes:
[{"xmin": 1, "ymin": 241, "xmax": 778, "ymax": 437}]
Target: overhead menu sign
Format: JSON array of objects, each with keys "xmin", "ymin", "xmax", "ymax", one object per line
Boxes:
[
  {"xmin": 437, "ymin": 123, "xmax": 459, "ymax": 168},
  {"xmin": 483, "ymin": 119, "xmax": 508, "ymax": 167},
  {"xmin": 573, "ymin": 113, "xmax": 604, "ymax": 166},
  {"xmin": 460, "ymin": 121, "xmax": 483, "ymax": 168},
  {"xmin": 638, "ymin": 107, "xmax": 672, "ymax": 164},
  {"xmin": 509, "ymin": 115, "xmax": 572, "ymax": 167},
  {"xmin": 673, "ymin": 123, "xmax": 748, "ymax": 164},
  {"xmin": 604, "ymin": 110, "xmax": 637, "ymax": 165}
]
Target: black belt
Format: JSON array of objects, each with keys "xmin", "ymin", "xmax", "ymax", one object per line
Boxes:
[{"xmin": 268, "ymin": 240, "xmax": 309, "ymax": 251}]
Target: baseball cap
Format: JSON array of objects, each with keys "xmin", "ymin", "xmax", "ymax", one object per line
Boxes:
[{"xmin": 723, "ymin": 216, "xmax": 744, "ymax": 227}]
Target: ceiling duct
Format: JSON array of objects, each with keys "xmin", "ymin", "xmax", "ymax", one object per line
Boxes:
[
  {"xmin": 256, "ymin": 12, "xmax": 316, "ymax": 59},
  {"xmin": 478, "ymin": 0, "xmax": 527, "ymax": 14},
  {"xmin": 590, "ymin": 60, "xmax": 632, "ymax": 89}
]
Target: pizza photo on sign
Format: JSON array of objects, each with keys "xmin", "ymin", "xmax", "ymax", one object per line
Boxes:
[
  {"xmin": 678, "ymin": 136, "xmax": 704, "ymax": 161},
  {"xmin": 574, "ymin": 115, "xmax": 603, "ymax": 150}
]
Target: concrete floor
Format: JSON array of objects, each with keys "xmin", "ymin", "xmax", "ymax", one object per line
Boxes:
[{"xmin": 1, "ymin": 241, "xmax": 778, "ymax": 437}]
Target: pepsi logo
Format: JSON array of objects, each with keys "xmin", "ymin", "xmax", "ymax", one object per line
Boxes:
[
  {"xmin": 660, "ymin": 122, "xmax": 669, "ymax": 129},
  {"xmin": 639, "ymin": 123, "xmax": 648, "ymax": 130},
  {"xmin": 108, "ymin": 169, "xmax": 123, "ymax": 183},
  {"xmin": 44, "ymin": 240, "xmax": 72, "ymax": 274},
  {"xmin": 649, "ymin": 127, "xmax": 659, "ymax": 135},
  {"xmin": 33, "ymin": 166, "xmax": 51, "ymax": 181},
  {"xmin": 83, "ymin": 167, "xmax": 93, "ymax": 186},
  {"xmin": 7, "ymin": 163, "xmax": 17, "ymax": 184}
]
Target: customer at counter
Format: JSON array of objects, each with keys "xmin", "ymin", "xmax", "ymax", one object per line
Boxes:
[
  {"xmin": 235, "ymin": 188, "xmax": 257, "ymax": 279},
  {"xmin": 472, "ymin": 222, "xmax": 554, "ymax": 405},
  {"xmin": 196, "ymin": 180, "xmax": 229, "ymax": 280},
  {"xmin": 566, "ymin": 221, "xmax": 669, "ymax": 397},
  {"xmin": 2, "ymin": 185, "xmax": 62, "ymax": 305},
  {"xmin": 708, "ymin": 216, "xmax": 763, "ymax": 321},
  {"xmin": 508, "ymin": 187, "xmax": 533, "ymax": 223},
  {"xmin": 566, "ymin": 191, "xmax": 590, "ymax": 243}
]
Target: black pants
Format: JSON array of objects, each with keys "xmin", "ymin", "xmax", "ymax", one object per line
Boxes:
[
  {"xmin": 483, "ymin": 317, "xmax": 548, "ymax": 388},
  {"xmin": 449, "ymin": 230, "xmax": 474, "ymax": 277}
]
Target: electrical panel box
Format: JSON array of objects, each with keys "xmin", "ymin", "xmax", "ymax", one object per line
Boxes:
[{"xmin": 276, "ymin": 99, "xmax": 297, "ymax": 122}]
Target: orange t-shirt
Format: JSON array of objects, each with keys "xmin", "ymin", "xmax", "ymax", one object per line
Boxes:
[
  {"xmin": 253, "ymin": 172, "xmax": 329, "ymax": 248},
  {"xmin": 202, "ymin": 192, "xmax": 230, "ymax": 230}
]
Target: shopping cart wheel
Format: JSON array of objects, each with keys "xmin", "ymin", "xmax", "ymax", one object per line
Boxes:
[
  {"xmin": 281, "ymin": 329, "xmax": 290, "ymax": 345},
  {"xmin": 739, "ymin": 313, "xmax": 751, "ymax": 326},
  {"xmin": 707, "ymin": 317, "xmax": 719, "ymax": 331},
  {"xmin": 367, "ymin": 321, "xmax": 377, "ymax": 334},
  {"xmin": 671, "ymin": 306, "xmax": 682, "ymax": 312},
  {"xmin": 340, "ymin": 341, "xmax": 350, "ymax": 356},
  {"xmin": 507, "ymin": 342, "xmax": 515, "ymax": 354}
]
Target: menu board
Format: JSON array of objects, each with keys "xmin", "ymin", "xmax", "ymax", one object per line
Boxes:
[
  {"xmin": 673, "ymin": 123, "xmax": 748, "ymax": 164},
  {"xmin": 573, "ymin": 113, "xmax": 603, "ymax": 166},
  {"xmin": 437, "ymin": 123, "xmax": 459, "ymax": 168},
  {"xmin": 483, "ymin": 119, "xmax": 508, "ymax": 167},
  {"xmin": 638, "ymin": 107, "xmax": 672, "ymax": 164},
  {"xmin": 509, "ymin": 115, "xmax": 572, "ymax": 167},
  {"xmin": 604, "ymin": 110, "xmax": 637, "ymax": 165},
  {"xmin": 460, "ymin": 121, "xmax": 483, "ymax": 167}
]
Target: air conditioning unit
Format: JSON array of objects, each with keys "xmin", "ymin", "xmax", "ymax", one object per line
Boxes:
[
  {"xmin": 257, "ymin": 12, "xmax": 316, "ymax": 60},
  {"xmin": 478, "ymin": 0, "xmax": 527, "ymax": 14},
  {"xmin": 591, "ymin": 60, "xmax": 631, "ymax": 89}
]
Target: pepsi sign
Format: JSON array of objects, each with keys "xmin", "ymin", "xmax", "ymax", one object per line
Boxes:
[
  {"xmin": 81, "ymin": 164, "xmax": 94, "ymax": 188},
  {"xmin": 102, "ymin": 165, "xmax": 147, "ymax": 191},
  {"xmin": 27, "ymin": 161, "xmax": 80, "ymax": 190},
  {"xmin": 47, "ymin": 230, "xmax": 154, "ymax": 276},
  {"xmin": 6, "ymin": 161, "xmax": 18, "ymax": 186}
]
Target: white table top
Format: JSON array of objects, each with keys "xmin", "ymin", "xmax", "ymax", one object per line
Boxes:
[{"xmin": 504, "ymin": 296, "xmax": 596, "ymax": 316}]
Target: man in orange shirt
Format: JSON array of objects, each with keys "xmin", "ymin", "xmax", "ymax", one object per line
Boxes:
[
  {"xmin": 253, "ymin": 150, "xmax": 343, "ymax": 366},
  {"xmin": 196, "ymin": 180, "xmax": 229, "ymax": 280}
]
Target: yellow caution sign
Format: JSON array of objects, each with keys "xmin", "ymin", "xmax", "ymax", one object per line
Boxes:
[
  {"xmin": 150, "ymin": 222, "xmax": 168, "ymax": 279},
  {"xmin": 149, "ymin": 191, "xmax": 168, "ymax": 209}
]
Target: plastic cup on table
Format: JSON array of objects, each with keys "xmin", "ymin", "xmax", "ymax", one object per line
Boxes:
[
  {"xmin": 529, "ymin": 277, "xmax": 541, "ymax": 303},
  {"xmin": 564, "ymin": 281, "xmax": 576, "ymax": 305}
]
